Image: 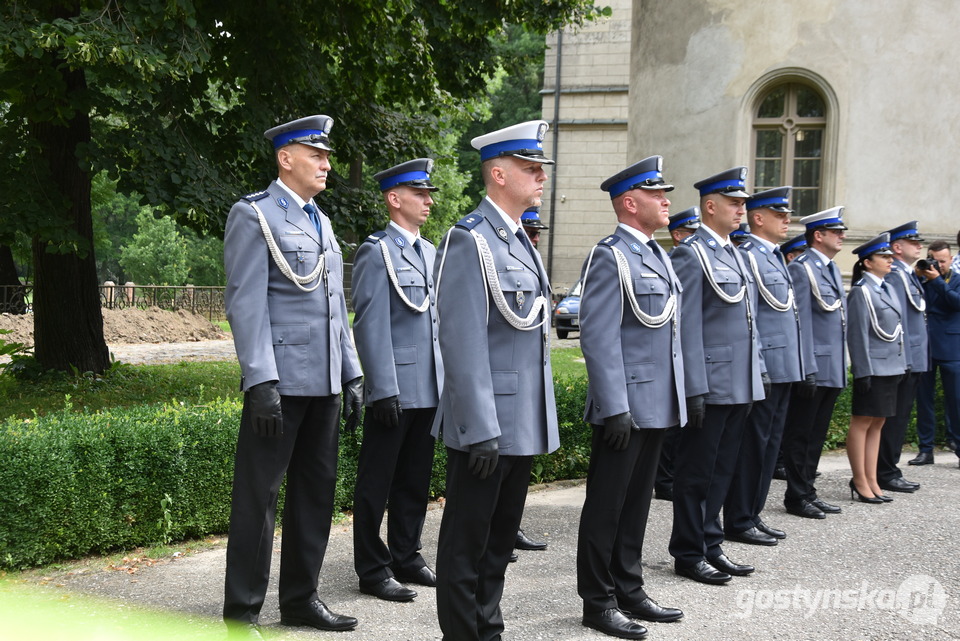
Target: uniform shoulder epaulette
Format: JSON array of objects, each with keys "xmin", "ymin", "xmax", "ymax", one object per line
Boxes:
[
  {"xmin": 740, "ymin": 240, "xmax": 754, "ymax": 250},
  {"xmin": 795, "ymin": 254, "xmax": 809, "ymax": 263},
  {"xmin": 598, "ymin": 235, "xmax": 619, "ymax": 247},
  {"xmin": 455, "ymin": 213, "xmax": 484, "ymax": 230},
  {"xmin": 363, "ymin": 230, "xmax": 388, "ymax": 244},
  {"xmin": 241, "ymin": 190, "xmax": 270, "ymax": 203},
  {"xmin": 854, "ymin": 278, "xmax": 866, "ymax": 287},
  {"xmin": 681, "ymin": 234, "xmax": 697, "ymax": 246}
]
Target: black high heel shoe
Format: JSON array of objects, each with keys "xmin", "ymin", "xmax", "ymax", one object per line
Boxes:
[
  {"xmin": 875, "ymin": 492, "xmax": 893, "ymax": 502},
  {"xmin": 849, "ymin": 479, "xmax": 883, "ymax": 504}
]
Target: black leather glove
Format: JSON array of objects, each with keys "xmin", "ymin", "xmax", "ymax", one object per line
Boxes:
[
  {"xmin": 854, "ymin": 376, "xmax": 872, "ymax": 396},
  {"xmin": 342, "ymin": 376, "xmax": 364, "ymax": 433},
  {"xmin": 248, "ymin": 381, "xmax": 283, "ymax": 437},
  {"xmin": 686, "ymin": 394, "xmax": 706, "ymax": 429},
  {"xmin": 761, "ymin": 371, "xmax": 772, "ymax": 398},
  {"xmin": 369, "ymin": 395, "xmax": 402, "ymax": 429},
  {"xmin": 602, "ymin": 412, "xmax": 634, "ymax": 451},
  {"xmin": 468, "ymin": 437, "xmax": 499, "ymax": 479},
  {"xmin": 796, "ymin": 372, "xmax": 818, "ymax": 399}
]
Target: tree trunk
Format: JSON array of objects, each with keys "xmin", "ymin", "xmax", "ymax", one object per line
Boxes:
[
  {"xmin": 30, "ymin": 64, "xmax": 109, "ymax": 374},
  {"xmin": 0, "ymin": 244, "xmax": 27, "ymax": 314}
]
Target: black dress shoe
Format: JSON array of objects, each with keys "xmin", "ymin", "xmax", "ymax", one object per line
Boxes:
[
  {"xmin": 908, "ymin": 451, "xmax": 934, "ymax": 465},
  {"xmin": 948, "ymin": 439, "xmax": 958, "ymax": 452},
  {"xmin": 810, "ymin": 498, "xmax": 842, "ymax": 513},
  {"xmin": 756, "ymin": 520, "xmax": 786, "ymax": 539},
  {"xmin": 621, "ymin": 597, "xmax": 683, "ymax": 623},
  {"xmin": 394, "ymin": 565, "xmax": 437, "ymax": 587},
  {"xmin": 582, "ymin": 608, "xmax": 648, "ymax": 639},
  {"xmin": 515, "ymin": 528, "xmax": 548, "ymax": 551},
  {"xmin": 707, "ymin": 553, "xmax": 754, "ymax": 576},
  {"xmin": 360, "ymin": 577, "xmax": 417, "ymax": 602},
  {"xmin": 509, "ymin": 552, "xmax": 518, "ymax": 563},
  {"xmin": 654, "ymin": 486, "xmax": 673, "ymax": 501},
  {"xmin": 280, "ymin": 600, "xmax": 358, "ymax": 631},
  {"xmin": 879, "ymin": 477, "xmax": 918, "ymax": 493},
  {"xmin": 772, "ymin": 465, "xmax": 787, "ymax": 480},
  {"xmin": 785, "ymin": 500, "xmax": 826, "ymax": 519},
  {"xmin": 675, "ymin": 560, "xmax": 731, "ymax": 585},
  {"xmin": 726, "ymin": 526, "xmax": 778, "ymax": 546}
]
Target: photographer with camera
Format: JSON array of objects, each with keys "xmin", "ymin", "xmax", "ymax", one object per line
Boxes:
[{"xmin": 911, "ymin": 240, "xmax": 960, "ymax": 468}]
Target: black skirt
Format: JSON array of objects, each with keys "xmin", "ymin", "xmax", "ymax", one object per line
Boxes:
[{"xmin": 851, "ymin": 374, "xmax": 903, "ymax": 417}]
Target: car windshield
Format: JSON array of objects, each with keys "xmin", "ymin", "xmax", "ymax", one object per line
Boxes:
[{"xmin": 568, "ymin": 280, "xmax": 582, "ymax": 297}]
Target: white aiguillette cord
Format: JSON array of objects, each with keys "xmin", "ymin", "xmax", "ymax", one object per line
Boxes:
[
  {"xmin": 252, "ymin": 202, "xmax": 325, "ymax": 292},
  {"xmin": 377, "ymin": 239, "xmax": 430, "ymax": 313}
]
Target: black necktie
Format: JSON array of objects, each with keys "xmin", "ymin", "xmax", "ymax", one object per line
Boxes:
[
  {"xmin": 515, "ymin": 229, "xmax": 534, "ymax": 259},
  {"xmin": 303, "ymin": 203, "xmax": 322, "ymax": 243},
  {"xmin": 413, "ymin": 238, "xmax": 425, "ymax": 270},
  {"xmin": 773, "ymin": 247, "xmax": 786, "ymax": 268},
  {"xmin": 646, "ymin": 239, "xmax": 666, "ymax": 271}
]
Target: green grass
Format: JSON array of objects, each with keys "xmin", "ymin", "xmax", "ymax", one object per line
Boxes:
[
  {"xmin": 0, "ymin": 360, "xmax": 241, "ymax": 421},
  {"xmin": 551, "ymin": 346, "xmax": 586, "ymax": 379}
]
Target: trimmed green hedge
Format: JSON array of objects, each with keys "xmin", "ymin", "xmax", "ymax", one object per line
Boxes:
[
  {"xmin": 2, "ymin": 373, "xmax": 949, "ymax": 570},
  {"xmin": 0, "ymin": 378, "xmax": 594, "ymax": 570}
]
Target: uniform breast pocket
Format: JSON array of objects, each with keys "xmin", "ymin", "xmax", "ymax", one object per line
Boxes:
[
  {"xmin": 495, "ymin": 269, "xmax": 540, "ymax": 321},
  {"xmin": 710, "ymin": 269, "xmax": 744, "ymax": 306},
  {"xmin": 272, "ymin": 323, "xmax": 310, "ymax": 387},
  {"xmin": 396, "ymin": 269, "xmax": 427, "ymax": 300},
  {"xmin": 632, "ymin": 277, "xmax": 670, "ymax": 315},
  {"xmin": 279, "ymin": 234, "xmax": 319, "ymax": 276},
  {"xmin": 624, "ymin": 361, "xmax": 656, "ymax": 423},
  {"xmin": 762, "ymin": 270, "xmax": 786, "ymax": 286},
  {"xmin": 704, "ymin": 345, "xmax": 734, "ymax": 398}
]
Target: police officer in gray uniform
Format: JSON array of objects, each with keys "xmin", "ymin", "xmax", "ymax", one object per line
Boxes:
[
  {"xmin": 576, "ymin": 157, "xmax": 685, "ymax": 640},
  {"xmin": 876, "ymin": 221, "xmax": 928, "ymax": 493},
  {"xmin": 725, "ymin": 187, "xmax": 814, "ymax": 547},
  {"xmin": 781, "ymin": 207, "xmax": 848, "ymax": 519},
  {"xmin": 669, "ymin": 167, "xmax": 767, "ymax": 585},
  {"xmin": 846, "ymin": 233, "xmax": 906, "ymax": 502},
  {"xmin": 222, "ymin": 115, "xmax": 363, "ymax": 636},
  {"xmin": 432, "ymin": 120, "xmax": 560, "ymax": 641},
  {"xmin": 351, "ymin": 159, "xmax": 444, "ymax": 602}
]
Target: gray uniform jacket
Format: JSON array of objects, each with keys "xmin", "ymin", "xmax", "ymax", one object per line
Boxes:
[
  {"xmin": 847, "ymin": 276, "xmax": 906, "ymax": 379},
  {"xmin": 789, "ymin": 250, "xmax": 846, "ymax": 388},
  {"xmin": 351, "ymin": 226, "xmax": 443, "ymax": 408},
  {"xmin": 431, "ymin": 198, "xmax": 560, "ymax": 456},
  {"xmin": 739, "ymin": 236, "xmax": 812, "ymax": 384},
  {"xmin": 224, "ymin": 180, "xmax": 362, "ymax": 396},
  {"xmin": 579, "ymin": 230, "xmax": 686, "ymax": 428},
  {"xmin": 885, "ymin": 259, "xmax": 929, "ymax": 373},
  {"xmin": 671, "ymin": 228, "xmax": 766, "ymax": 405}
]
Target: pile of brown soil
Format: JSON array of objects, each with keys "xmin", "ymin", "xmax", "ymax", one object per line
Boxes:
[{"xmin": 0, "ymin": 307, "xmax": 227, "ymax": 347}]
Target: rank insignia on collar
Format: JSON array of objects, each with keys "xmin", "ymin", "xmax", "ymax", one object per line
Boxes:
[
  {"xmin": 815, "ymin": 261, "xmax": 822, "ymax": 267},
  {"xmin": 497, "ymin": 227, "xmax": 508, "ymax": 240},
  {"xmin": 395, "ymin": 236, "xmax": 405, "ymax": 247},
  {"xmin": 277, "ymin": 197, "xmax": 289, "ymax": 209},
  {"xmin": 629, "ymin": 242, "xmax": 643, "ymax": 254},
  {"xmin": 707, "ymin": 239, "xmax": 717, "ymax": 247},
  {"xmin": 758, "ymin": 246, "xmax": 766, "ymax": 253}
]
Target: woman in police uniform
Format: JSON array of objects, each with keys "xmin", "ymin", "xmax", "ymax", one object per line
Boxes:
[{"xmin": 845, "ymin": 233, "xmax": 906, "ymax": 504}]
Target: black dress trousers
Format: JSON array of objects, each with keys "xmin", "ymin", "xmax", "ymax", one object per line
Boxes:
[
  {"xmin": 578, "ymin": 425, "xmax": 665, "ymax": 613},
  {"xmin": 877, "ymin": 371, "xmax": 922, "ymax": 484},
  {"xmin": 353, "ymin": 406, "xmax": 437, "ymax": 584},
  {"xmin": 782, "ymin": 385, "xmax": 842, "ymax": 506},
  {"xmin": 436, "ymin": 449, "xmax": 531, "ymax": 641},
  {"xmin": 223, "ymin": 394, "xmax": 341, "ymax": 623}
]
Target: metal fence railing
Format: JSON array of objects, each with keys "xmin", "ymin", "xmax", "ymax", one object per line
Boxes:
[{"xmin": 2, "ymin": 266, "xmax": 356, "ymax": 321}]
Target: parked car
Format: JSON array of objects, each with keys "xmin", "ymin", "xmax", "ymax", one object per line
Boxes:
[{"xmin": 553, "ymin": 280, "xmax": 581, "ymax": 339}]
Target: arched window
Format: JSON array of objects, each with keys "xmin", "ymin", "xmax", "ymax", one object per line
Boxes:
[{"xmin": 752, "ymin": 83, "xmax": 827, "ymax": 217}]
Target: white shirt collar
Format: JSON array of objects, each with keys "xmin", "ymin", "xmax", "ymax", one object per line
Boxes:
[
  {"xmin": 485, "ymin": 196, "xmax": 521, "ymax": 235},
  {"xmin": 809, "ymin": 246, "xmax": 832, "ymax": 265},
  {"xmin": 749, "ymin": 233, "xmax": 777, "ymax": 253},
  {"xmin": 617, "ymin": 223, "xmax": 652, "ymax": 245},
  {"xmin": 275, "ymin": 178, "xmax": 317, "ymax": 214},
  {"xmin": 863, "ymin": 271, "xmax": 884, "ymax": 287},
  {"xmin": 700, "ymin": 223, "xmax": 730, "ymax": 247},
  {"xmin": 388, "ymin": 220, "xmax": 420, "ymax": 246}
]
